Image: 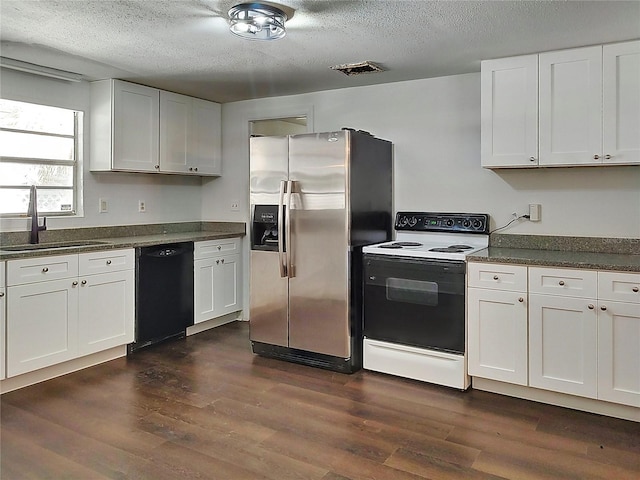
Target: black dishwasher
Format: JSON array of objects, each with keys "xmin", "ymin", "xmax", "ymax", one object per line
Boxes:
[{"xmin": 129, "ymin": 242, "xmax": 194, "ymax": 353}]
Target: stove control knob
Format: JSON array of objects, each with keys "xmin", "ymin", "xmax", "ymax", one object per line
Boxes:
[
  {"xmin": 445, "ymin": 218, "xmax": 454, "ymax": 227},
  {"xmin": 408, "ymin": 216, "xmax": 417, "ymax": 227},
  {"xmin": 472, "ymin": 219, "xmax": 483, "ymax": 229},
  {"xmin": 462, "ymin": 219, "xmax": 471, "ymax": 228},
  {"xmin": 398, "ymin": 216, "xmax": 408, "ymax": 227}
]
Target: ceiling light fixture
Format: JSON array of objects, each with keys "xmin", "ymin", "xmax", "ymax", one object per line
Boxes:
[{"xmin": 228, "ymin": 2, "xmax": 287, "ymax": 40}]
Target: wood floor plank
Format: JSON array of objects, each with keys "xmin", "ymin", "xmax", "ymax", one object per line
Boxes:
[{"xmin": 1, "ymin": 320, "xmax": 638, "ymax": 480}]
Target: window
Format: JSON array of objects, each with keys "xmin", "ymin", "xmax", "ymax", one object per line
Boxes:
[{"xmin": 0, "ymin": 99, "xmax": 80, "ymax": 216}]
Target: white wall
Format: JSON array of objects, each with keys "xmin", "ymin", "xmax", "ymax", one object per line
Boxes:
[
  {"xmin": 0, "ymin": 69, "xmax": 203, "ymax": 233},
  {"xmin": 204, "ymin": 73, "xmax": 640, "ymax": 239}
]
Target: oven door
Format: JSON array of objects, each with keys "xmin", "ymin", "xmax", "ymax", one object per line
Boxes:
[{"xmin": 363, "ymin": 254, "xmax": 466, "ymax": 354}]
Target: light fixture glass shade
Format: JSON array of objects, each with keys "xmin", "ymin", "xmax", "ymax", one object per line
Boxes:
[{"xmin": 228, "ymin": 2, "xmax": 287, "ymax": 40}]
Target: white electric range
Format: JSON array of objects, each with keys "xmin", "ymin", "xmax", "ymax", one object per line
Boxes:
[{"xmin": 362, "ymin": 212, "xmax": 490, "ymax": 390}]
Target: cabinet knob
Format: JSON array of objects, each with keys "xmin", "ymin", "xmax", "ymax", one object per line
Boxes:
[
  {"xmin": 588, "ymin": 304, "xmax": 595, "ymax": 310},
  {"xmin": 81, "ymin": 280, "xmax": 87, "ymax": 286},
  {"xmin": 188, "ymin": 167, "xmax": 193, "ymax": 171},
  {"xmin": 558, "ymin": 280, "xmax": 565, "ymax": 286},
  {"xmin": 600, "ymin": 305, "xmax": 607, "ymax": 311},
  {"xmin": 154, "ymin": 164, "xmax": 160, "ymax": 169},
  {"xmin": 0, "ymin": 292, "xmax": 4, "ymax": 298},
  {"xmin": 217, "ymin": 245, "xmax": 222, "ymax": 250},
  {"xmin": 518, "ymin": 297, "xmax": 524, "ymax": 303},
  {"xmin": 633, "ymin": 287, "xmax": 639, "ymax": 293},
  {"xmin": 216, "ymin": 260, "xmax": 220, "ymax": 264},
  {"xmin": 42, "ymin": 267, "xmax": 49, "ymax": 273},
  {"xmin": 604, "ymin": 154, "xmax": 612, "ymax": 160},
  {"xmin": 593, "ymin": 154, "xmax": 600, "ymax": 160},
  {"xmin": 529, "ymin": 157, "xmax": 536, "ymax": 162},
  {"xmin": 221, "ymin": 258, "xmax": 225, "ymax": 264},
  {"xmin": 72, "ymin": 281, "xmax": 78, "ymax": 286},
  {"xmin": 493, "ymin": 275, "xmax": 499, "ymax": 280},
  {"xmin": 194, "ymin": 167, "xmax": 198, "ymax": 172},
  {"xmin": 106, "ymin": 260, "xmax": 112, "ymax": 265}
]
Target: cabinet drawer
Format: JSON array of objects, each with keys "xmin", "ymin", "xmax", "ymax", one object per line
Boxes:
[
  {"xmin": 194, "ymin": 238, "xmax": 241, "ymax": 259},
  {"xmin": 529, "ymin": 267, "xmax": 597, "ymax": 298},
  {"xmin": 79, "ymin": 249, "xmax": 134, "ymax": 276},
  {"xmin": 598, "ymin": 271, "xmax": 640, "ymax": 303},
  {"xmin": 467, "ymin": 262, "xmax": 527, "ymax": 291},
  {"xmin": 7, "ymin": 254, "xmax": 79, "ymax": 286}
]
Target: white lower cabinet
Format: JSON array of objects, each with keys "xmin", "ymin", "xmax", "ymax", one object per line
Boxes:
[
  {"xmin": 528, "ymin": 293, "xmax": 598, "ymax": 398},
  {"xmin": 467, "ymin": 263, "xmax": 528, "ymax": 385},
  {"xmin": 468, "ymin": 262, "xmax": 640, "ymax": 410},
  {"xmin": 5, "ymin": 250, "xmax": 134, "ymax": 378},
  {"xmin": 194, "ymin": 238, "xmax": 242, "ymax": 325},
  {"xmin": 78, "ymin": 269, "xmax": 134, "ymax": 356}
]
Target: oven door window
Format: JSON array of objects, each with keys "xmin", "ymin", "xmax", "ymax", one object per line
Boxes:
[
  {"xmin": 364, "ymin": 254, "xmax": 466, "ymax": 354},
  {"xmin": 386, "ymin": 278, "xmax": 438, "ymax": 306}
]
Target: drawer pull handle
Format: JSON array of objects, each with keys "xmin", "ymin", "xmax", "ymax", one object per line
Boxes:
[
  {"xmin": 106, "ymin": 260, "xmax": 112, "ymax": 265},
  {"xmin": 633, "ymin": 287, "xmax": 639, "ymax": 293},
  {"xmin": 588, "ymin": 304, "xmax": 595, "ymax": 310},
  {"xmin": 493, "ymin": 275, "xmax": 499, "ymax": 280},
  {"xmin": 72, "ymin": 281, "xmax": 78, "ymax": 286},
  {"xmin": 518, "ymin": 297, "xmax": 524, "ymax": 303},
  {"xmin": 558, "ymin": 280, "xmax": 565, "ymax": 286},
  {"xmin": 42, "ymin": 267, "xmax": 49, "ymax": 273},
  {"xmin": 81, "ymin": 280, "xmax": 87, "ymax": 286},
  {"xmin": 600, "ymin": 305, "xmax": 607, "ymax": 311}
]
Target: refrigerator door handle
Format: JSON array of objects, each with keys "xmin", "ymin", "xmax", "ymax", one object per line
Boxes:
[
  {"xmin": 285, "ymin": 180, "xmax": 295, "ymax": 278},
  {"xmin": 278, "ymin": 180, "xmax": 287, "ymax": 278}
]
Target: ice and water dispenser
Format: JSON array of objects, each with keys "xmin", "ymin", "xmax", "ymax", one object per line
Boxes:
[{"xmin": 251, "ymin": 205, "xmax": 281, "ymax": 251}]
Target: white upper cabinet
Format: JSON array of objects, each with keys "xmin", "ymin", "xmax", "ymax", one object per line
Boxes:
[
  {"xmin": 481, "ymin": 55, "xmax": 539, "ymax": 168},
  {"xmin": 91, "ymin": 79, "xmax": 221, "ymax": 176},
  {"xmin": 160, "ymin": 92, "xmax": 222, "ymax": 175},
  {"xmin": 481, "ymin": 40, "xmax": 640, "ymax": 168},
  {"xmin": 539, "ymin": 46, "xmax": 603, "ymax": 166},
  {"xmin": 602, "ymin": 40, "xmax": 640, "ymax": 165},
  {"xmin": 92, "ymin": 80, "xmax": 160, "ymax": 173}
]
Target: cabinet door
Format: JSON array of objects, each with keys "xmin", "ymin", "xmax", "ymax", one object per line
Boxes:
[
  {"xmin": 194, "ymin": 257, "xmax": 217, "ymax": 324},
  {"xmin": 598, "ymin": 301, "xmax": 640, "ymax": 407},
  {"xmin": 7, "ymin": 279, "xmax": 79, "ymax": 377},
  {"xmin": 603, "ymin": 40, "xmax": 640, "ymax": 165},
  {"xmin": 214, "ymin": 254, "xmax": 241, "ymax": 317},
  {"xmin": 539, "ymin": 46, "xmax": 603, "ymax": 166},
  {"xmin": 78, "ymin": 270, "xmax": 134, "ymax": 356},
  {"xmin": 481, "ymin": 55, "xmax": 538, "ymax": 168},
  {"xmin": 529, "ymin": 294, "xmax": 598, "ymax": 398},
  {"xmin": 467, "ymin": 287, "xmax": 528, "ymax": 385},
  {"xmin": 112, "ymin": 80, "xmax": 160, "ymax": 172},
  {"xmin": 189, "ymin": 98, "xmax": 222, "ymax": 176},
  {"xmin": 160, "ymin": 91, "xmax": 191, "ymax": 174}
]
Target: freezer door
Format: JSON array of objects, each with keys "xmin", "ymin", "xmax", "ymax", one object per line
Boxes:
[
  {"xmin": 287, "ymin": 132, "xmax": 351, "ymax": 358},
  {"xmin": 249, "ymin": 136, "xmax": 289, "ymax": 346},
  {"xmin": 249, "ymin": 250, "xmax": 288, "ymax": 346}
]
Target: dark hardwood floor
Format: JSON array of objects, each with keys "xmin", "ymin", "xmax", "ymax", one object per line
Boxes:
[{"xmin": 1, "ymin": 321, "xmax": 639, "ymax": 479}]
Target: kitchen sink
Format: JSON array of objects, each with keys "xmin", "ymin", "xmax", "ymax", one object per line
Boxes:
[{"xmin": 1, "ymin": 240, "xmax": 111, "ymax": 252}]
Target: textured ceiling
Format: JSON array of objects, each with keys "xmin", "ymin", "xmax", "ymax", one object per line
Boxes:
[{"xmin": 1, "ymin": 1, "xmax": 639, "ymax": 103}]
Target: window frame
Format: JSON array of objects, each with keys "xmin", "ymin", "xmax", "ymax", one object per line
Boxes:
[{"xmin": 0, "ymin": 100, "xmax": 80, "ymax": 217}]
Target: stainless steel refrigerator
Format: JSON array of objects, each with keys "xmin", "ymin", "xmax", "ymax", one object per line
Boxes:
[{"xmin": 249, "ymin": 130, "xmax": 393, "ymax": 373}]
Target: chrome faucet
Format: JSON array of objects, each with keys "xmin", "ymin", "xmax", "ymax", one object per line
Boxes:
[{"xmin": 27, "ymin": 185, "xmax": 47, "ymax": 244}]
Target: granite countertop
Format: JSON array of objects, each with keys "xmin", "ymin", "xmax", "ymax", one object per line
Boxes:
[
  {"xmin": 0, "ymin": 221, "xmax": 246, "ymax": 260},
  {"xmin": 468, "ymin": 234, "xmax": 640, "ymax": 273}
]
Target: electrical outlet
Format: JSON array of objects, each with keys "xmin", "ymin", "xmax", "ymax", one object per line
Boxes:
[
  {"xmin": 529, "ymin": 203, "xmax": 541, "ymax": 222},
  {"xmin": 230, "ymin": 202, "xmax": 239, "ymax": 211},
  {"xmin": 138, "ymin": 200, "xmax": 146, "ymax": 213},
  {"xmin": 98, "ymin": 198, "xmax": 108, "ymax": 213}
]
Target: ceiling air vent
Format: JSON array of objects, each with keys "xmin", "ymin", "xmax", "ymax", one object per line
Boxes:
[{"xmin": 329, "ymin": 61, "xmax": 384, "ymax": 76}]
